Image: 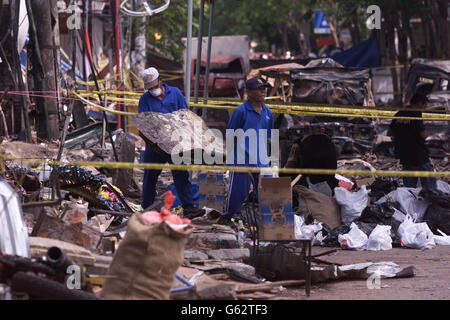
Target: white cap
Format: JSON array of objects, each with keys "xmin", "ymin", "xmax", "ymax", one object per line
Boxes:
[{"xmin": 141, "ymin": 67, "xmax": 159, "ymax": 90}]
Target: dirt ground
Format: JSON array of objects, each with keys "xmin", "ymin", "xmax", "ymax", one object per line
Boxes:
[{"xmin": 281, "ymin": 245, "xmax": 450, "ymax": 300}]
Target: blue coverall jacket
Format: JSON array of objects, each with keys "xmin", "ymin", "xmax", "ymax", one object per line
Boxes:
[
  {"xmin": 223, "ymin": 100, "xmax": 274, "ymax": 216},
  {"xmin": 138, "ymin": 84, "xmax": 194, "ymax": 209}
]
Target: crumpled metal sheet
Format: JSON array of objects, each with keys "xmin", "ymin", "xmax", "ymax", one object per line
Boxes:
[
  {"xmin": 132, "ymin": 109, "xmax": 224, "ymax": 156},
  {"xmin": 304, "ymin": 58, "xmax": 344, "ymax": 68},
  {"xmin": 406, "ymin": 59, "xmax": 450, "ymax": 95},
  {"xmin": 0, "ymin": 178, "xmax": 30, "ymax": 258},
  {"xmin": 427, "ymin": 91, "xmax": 450, "ymax": 111},
  {"xmin": 411, "ymin": 58, "xmax": 450, "ymax": 74},
  {"xmin": 290, "ymin": 67, "xmax": 374, "ymax": 106}
]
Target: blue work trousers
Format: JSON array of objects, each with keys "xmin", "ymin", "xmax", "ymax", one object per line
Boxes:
[
  {"xmin": 223, "ymin": 172, "xmax": 260, "ymax": 217},
  {"xmin": 142, "ymin": 148, "xmax": 193, "ymax": 209},
  {"xmin": 402, "ymin": 162, "xmax": 437, "ymax": 190}
]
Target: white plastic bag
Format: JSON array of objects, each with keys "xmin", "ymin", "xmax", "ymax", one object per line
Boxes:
[
  {"xmin": 392, "ymin": 207, "xmax": 406, "ymax": 223},
  {"xmin": 312, "ymin": 231, "xmax": 326, "ymax": 246},
  {"xmin": 0, "ymin": 179, "xmax": 30, "ymax": 258},
  {"xmin": 338, "ymin": 222, "xmax": 368, "ymax": 250},
  {"xmin": 436, "ymin": 180, "xmax": 450, "ymax": 194},
  {"xmin": 367, "ymin": 225, "xmax": 392, "ymax": 251},
  {"xmin": 397, "ymin": 214, "xmax": 435, "ymax": 250},
  {"xmin": 434, "ymin": 229, "xmax": 450, "ymax": 245},
  {"xmin": 335, "ymin": 185, "xmax": 370, "ymax": 225},
  {"xmin": 376, "ymin": 188, "xmax": 428, "ymax": 221},
  {"xmin": 294, "ymin": 214, "xmax": 322, "ymax": 240}
]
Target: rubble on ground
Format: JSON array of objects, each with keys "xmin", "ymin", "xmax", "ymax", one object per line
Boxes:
[{"xmin": 0, "ymin": 112, "xmax": 448, "ymax": 300}]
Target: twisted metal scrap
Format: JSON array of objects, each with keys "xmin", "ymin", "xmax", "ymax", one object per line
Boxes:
[{"xmin": 132, "ymin": 109, "xmax": 224, "ymax": 155}]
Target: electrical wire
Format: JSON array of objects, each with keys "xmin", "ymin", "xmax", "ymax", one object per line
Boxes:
[{"xmin": 119, "ymin": 0, "xmax": 170, "ymax": 17}]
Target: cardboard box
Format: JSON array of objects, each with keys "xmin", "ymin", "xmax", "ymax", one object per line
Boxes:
[
  {"xmin": 199, "ymin": 194, "xmax": 225, "ymax": 212},
  {"xmin": 198, "ymin": 172, "xmax": 225, "ymax": 195},
  {"xmin": 198, "ymin": 171, "xmax": 226, "ymax": 211},
  {"xmin": 258, "ymin": 177, "xmax": 295, "ymax": 241}
]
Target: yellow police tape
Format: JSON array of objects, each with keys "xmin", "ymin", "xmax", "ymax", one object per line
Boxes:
[
  {"xmin": 76, "ymin": 65, "xmax": 401, "ymax": 87},
  {"xmin": 73, "ymin": 92, "xmax": 136, "ymax": 116},
  {"xmin": 76, "ymin": 73, "xmax": 121, "ymax": 86},
  {"xmin": 75, "ymin": 70, "xmax": 182, "ymax": 88},
  {"xmin": 77, "ymin": 93, "xmax": 139, "ymax": 105},
  {"xmin": 73, "ymin": 91, "xmax": 450, "ymax": 121},
  {"xmin": 189, "ymin": 103, "xmax": 449, "ymax": 121},
  {"xmin": 77, "ymin": 90, "xmax": 446, "ymax": 113},
  {"xmin": 74, "ymin": 89, "xmax": 447, "ymax": 114},
  {"xmin": 264, "ymin": 103, "xmax": 450, "ymax": 121},
  {"xmin": 1, "ymin": 154, "xmax": 448, "ymax": 179},
  {"xmin": 201, "ymin": 97, "xmax": 447, "ymax": 114},
  {"xmin": 77, "ymin": 89, "xmax": 141, "ymax": 97},
  {"xmin": 72, "ymin": 93, "xmax": 447, "ymax": 121},
  {"xmin": 199, "ymin": 96, "xmax": 447, "ymax": 116}
]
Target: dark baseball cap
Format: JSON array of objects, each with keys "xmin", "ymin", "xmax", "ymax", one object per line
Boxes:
[{"xmin": 245, "ymin": 78, "xmax": 270, "ymax": 89}]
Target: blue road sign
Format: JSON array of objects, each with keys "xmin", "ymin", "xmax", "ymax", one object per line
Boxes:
[{"xmin": 314, "ymin": 10, "xmax": 331, "ymax": 34}]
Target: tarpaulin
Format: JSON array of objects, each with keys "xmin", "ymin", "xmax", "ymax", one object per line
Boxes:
[{"xmin": 331, "ymin": 35, "xmax": 380, "ymax": 68}]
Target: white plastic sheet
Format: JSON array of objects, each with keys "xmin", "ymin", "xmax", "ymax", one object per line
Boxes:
[
  {"xmin": 339, "ymin": 261, "xmax": 403, "ymax": 278},
  {"xmin": 397, "ymin": 214, "xmax": 435, "ymax": 250},
  {"xmin": 434, "ymin": 229, "xmax": 450, "ymax": 245},
  {"xmin": 294, "ymin": 214, "xmax": 322, "ymax": 241},
  {"xmin": 436, "ymin": 180, "xmax": 450, "ymax": 194},
  {"xmin": 335, "ymin": 185, "xmax": 370, "ymax": 225},
  {"xmin": 338, "ymin": 222, "xmax": 368, "ymax": 250},
  {"xmin": 0, "ymin": 179, "xmax": 30, "ymax": 258},
  {"xmin": 367, "ymin": 225, "xmax": 392, "ymax": 251}
]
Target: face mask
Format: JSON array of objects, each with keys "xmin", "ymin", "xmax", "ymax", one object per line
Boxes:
[{"xmin": 149, "ymin": 87, "xmax": 162, "ymax": 97}]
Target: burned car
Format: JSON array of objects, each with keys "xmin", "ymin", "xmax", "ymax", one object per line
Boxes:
[
  {"xmin": 275, "ymin": 59, "xmax": 376, "ymax": 167},
  {"xmin": 190, "ymin": 54, "xmax": 246, "ymax": 98},
  {"xmin": 289, "ymin": 58, "xmax": 375, "ymax": 107},
  {"xmin": 404, "ymin": 59, "xmax": 450, "ymax": 105}
]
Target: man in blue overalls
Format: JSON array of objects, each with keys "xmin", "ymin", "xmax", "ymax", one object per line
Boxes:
[
  {"xmin": 138, "ymin": 67, "xmax": 202, "ymax": 218},
  {"xmin": 218, "ymin": 78, "xmax": 274, "ymax": 227}
]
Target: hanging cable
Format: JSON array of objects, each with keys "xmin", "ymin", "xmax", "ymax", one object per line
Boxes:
[{"xmin": 119, "ymin": 0, "xmax": 170, "ymax": 17}]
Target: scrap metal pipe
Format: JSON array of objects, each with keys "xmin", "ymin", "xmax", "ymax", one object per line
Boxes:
[
  {"xmin": 194, "ymin": 0, "xmax": 205, "ymax": 104},
  {"xmin": 12, "ymin": 1, "xmax": 32, "ymax": 142},
  {"xmin": 114, "ymin": 0, "xmax": 122, "ymax": 129},
  {"xmin": 185, "ymin": 0, "xmax": 193, "ymax": 102},
  {"xmin": 46, "ymin": 247, "xmax": 71, "ymax": 269},
  {"xmin": 202, "ymin": 0, "xmax": 215, "ymax": 112},
  {"xmin": 90, "ymin": 208, "xmax": 134, "ymax": 216},
  {"xmin": 11, "ymin": 271, "xmax": 100, "ymax": 300}
]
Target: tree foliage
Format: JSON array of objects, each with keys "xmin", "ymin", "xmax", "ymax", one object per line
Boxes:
[
  {"xmin": 138, "ymin": 0, "xmax": 448, "ymax": 64},
  {"xmin": 142, "ymin": 0, "xmax": 190, "ymax": 63}
]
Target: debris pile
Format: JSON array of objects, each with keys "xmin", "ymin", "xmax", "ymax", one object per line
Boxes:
[{"xmin": 291, "ymin": 180, "xmax": 450, "ymax": 252}]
